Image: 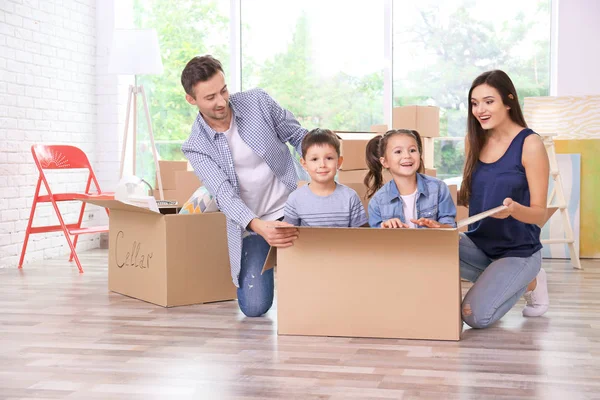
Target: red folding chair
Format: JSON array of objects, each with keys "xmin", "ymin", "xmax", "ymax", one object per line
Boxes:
[{"xmin": 19, "ymin": 145, "xmax": 114, "ymax": 272}]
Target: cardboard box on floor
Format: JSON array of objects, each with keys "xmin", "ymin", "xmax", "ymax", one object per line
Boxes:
[
  {"xmin": 392, "ymin": 105, "xmax": 440, "ymax": 138},
  {"xmin": 84, "ymin": 199, "xmax": 236, "ymax": 307},
  {"xmin": 261, "ymin": 207, "xmax": 505, "ymax": 341}
]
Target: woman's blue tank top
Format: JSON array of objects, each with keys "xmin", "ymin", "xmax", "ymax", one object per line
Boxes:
[{"xmin": 465, "ymin": 128, "xmax": 543, "ymax": 259}]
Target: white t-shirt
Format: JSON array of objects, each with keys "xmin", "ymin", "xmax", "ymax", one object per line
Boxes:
[
  {"xmin": 400, "ymin": 189, "xmax": 418, "ymax": 228},
  {"xmin": 222, "ymin": 115, "xmax": 290, "ymax": 221}
]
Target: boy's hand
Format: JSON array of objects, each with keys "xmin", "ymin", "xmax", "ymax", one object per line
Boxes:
[
  {"xmin": 381, "ymin": 218, "xmax": 409, "ymax": 229},
  {"xmin": 249, "ymin": 219, "xmax": 299, "ymax": 247},
  {"xmin": 410, "ymin": 218, "xmax": 442, "ymax": 228}
]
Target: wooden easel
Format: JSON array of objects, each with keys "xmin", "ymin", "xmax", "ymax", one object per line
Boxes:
[{"xmin": 540, "ymin": 134, "xmax": 582, "ymax": 269}]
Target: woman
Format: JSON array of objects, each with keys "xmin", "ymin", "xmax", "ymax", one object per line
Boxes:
[{"xmin": 458, "ymin": 70, "xmax": 550, "ymax": 329}]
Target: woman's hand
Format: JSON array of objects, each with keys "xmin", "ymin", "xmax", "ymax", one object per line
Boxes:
[
  {"xmin": 381, "ymin": 218, "xmax": 409, "ymax": 229},
  {"xmin": 410, "ymin": 218, "xmax": 442, "ymax": 228},
  {"xmin": 491, "ymin": 198, "xmax": 519, "ymax": 219}
]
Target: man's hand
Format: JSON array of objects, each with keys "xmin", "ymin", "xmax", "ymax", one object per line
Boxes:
[
  {"xmin": 410, "ymin": 218, "xmax": 442, "ymax": 228},
  {"xmin": 248, "ymin": 219, "xmax": 299, "ymax": 248},
  {"xmin": 381, "ymin": 218, "xmax": 409, "ymax": 229},
  {"xmin": 491, "ymin": 198, "xmax": 518, "ymax": 219}
]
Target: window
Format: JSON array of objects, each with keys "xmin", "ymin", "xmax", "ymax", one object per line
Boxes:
[
  {"xmin": 129, "ymin": 0, "xmax": 552, "ymax": 185},
  {"xmin": 132, "ymin": 0, "xmax": 230, "ymax": 184},
  {"xmin": 393, "ymin": 0, "xmax": 551, "ymax": 180},
  {"xmin": 241, "ymin": 0, "xmax": 386, "ymax": 131}
]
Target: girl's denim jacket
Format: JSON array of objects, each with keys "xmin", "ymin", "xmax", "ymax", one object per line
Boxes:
[{"xmin": 368, "ymin": 173, "xmax": 457, "ymax": 228}]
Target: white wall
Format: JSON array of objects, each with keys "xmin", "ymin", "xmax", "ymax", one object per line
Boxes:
[
  {"xmin": 555, "ymin": 0, "xmax": 600, "ymax": 95},
  {"xmin": 0, "ymin": 0, "xmax": 103, "ymax": 268}
]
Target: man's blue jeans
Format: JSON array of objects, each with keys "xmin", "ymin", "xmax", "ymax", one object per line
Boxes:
[{"xmin": 237, "ymin": 234, "xmax": 274, "ymax": 317}]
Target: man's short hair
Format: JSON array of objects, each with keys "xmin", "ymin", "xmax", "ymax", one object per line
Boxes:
[
  {"xmin": 181, "ymin": 55, "xmax": 223, "ymax": 98},
  {"xmin": 301, "ymin": 128, "xmax": 341, "ymax": 158}
]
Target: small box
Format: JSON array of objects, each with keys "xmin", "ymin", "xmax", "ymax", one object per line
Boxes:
[
  {"xmin": 392, "ymin": 105, "xmax": 440, "ymax": 138},
  {"xmin": 156, "ymin": 160, "xmax": 188, "ymax": 190},
  {"xmin": 336, "ymin": 132, "xmax": 379, "ymax": 171},
  {"xmin": 84, "ymin": 199, "xmax": 236, "ymax": 307},
  {"xmin": 370, "ymin": 124, "xmax": 388, "ymax": 134}
]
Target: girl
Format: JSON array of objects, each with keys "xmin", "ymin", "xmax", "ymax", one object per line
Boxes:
[
  {"xmin": 458, "ymin": 70, "xmax": 549, "ymax": 329},
  {"xmin": 365, "ymin": 129, "xmax": 457, "ymax": 229}
]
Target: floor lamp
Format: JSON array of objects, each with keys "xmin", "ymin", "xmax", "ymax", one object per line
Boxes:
[{"xmin": 107, "ymin": 29, "xmax": 165, "ymax": 200}]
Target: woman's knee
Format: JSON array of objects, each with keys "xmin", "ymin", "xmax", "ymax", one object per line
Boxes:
[{"xmin": 461, "ymin": 302, "xmax": 493, "ymax": 329}]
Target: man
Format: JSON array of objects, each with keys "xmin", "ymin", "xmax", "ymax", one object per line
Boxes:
[{"xmin": 181, "ymin": 55, "xmax": 307, "ymax": 317}]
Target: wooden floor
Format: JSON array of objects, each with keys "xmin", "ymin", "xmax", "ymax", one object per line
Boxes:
[{"xmin": 0, "ymin": 251, "xmax": 599, "ymax": 400}]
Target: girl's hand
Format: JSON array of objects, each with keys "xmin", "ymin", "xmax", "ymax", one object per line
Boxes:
[
  {"xmin": 491, "ymin": 198, "xmax": 519, "ymax": 219},
  {"xmin": 381, "ymin": 218, "xmax": 409, "ymax": 229},
  {"xmin": 410, "ymin": 218, "xmax": 442, "ymax": 228}
]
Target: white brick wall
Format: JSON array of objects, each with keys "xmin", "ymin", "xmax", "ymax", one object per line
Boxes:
[{"xmin": 0, "ymin": 0, "xmax": 105, "ymax": 269}]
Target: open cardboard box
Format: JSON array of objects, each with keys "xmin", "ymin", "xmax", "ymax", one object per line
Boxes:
[
  {"xmin": 262, "ymin": 205, "xmax": 507, "ymax": 341},
  {"xmin": 85, "ymin": 199, "xmax": 236, "ymax": 307}
]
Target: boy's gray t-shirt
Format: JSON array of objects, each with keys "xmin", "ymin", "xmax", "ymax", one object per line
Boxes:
[{"xmin": 283, "ymin": 183, "xmax": 368, "ymax": 227}]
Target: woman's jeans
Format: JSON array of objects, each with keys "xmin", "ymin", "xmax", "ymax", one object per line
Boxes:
[
  {"xmin": 459, "ymin": 233, "xmax": 541, "ymax": 329},
  {"xmin": 237, "ymin": 234, "xmax": 274, "ymax": 317}
]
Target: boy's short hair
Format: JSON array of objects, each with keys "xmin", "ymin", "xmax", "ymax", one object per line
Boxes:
[{"xmin": 301, "ymin": 128, "xmax": 341, "ymax": 158}]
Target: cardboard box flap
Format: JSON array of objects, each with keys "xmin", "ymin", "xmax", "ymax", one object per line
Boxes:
[
  {"xmin": 539, "ymin": 206, "xmax": 559, "ymax": 228},
  {"xmin": 83, "ymin": 199, "xmax": 161, "ymax": 216},
  {"xmin": 261, "ymin": 246, "xmax": 277, "ymax": 274}
]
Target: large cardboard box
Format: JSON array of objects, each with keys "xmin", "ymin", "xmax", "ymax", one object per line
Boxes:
[
  {"xmin": 263, "ymin": 227, "xmax": 462, "ymax": 341},
  {"xmin": 156, "ymin": 160, "xmax": 188, "ymax": 189},
  {"xmin": 336, "ymin": 132, "xmax": 378, "ymax": 170},
  {"xmin": 392, "ymin": 105, "xmax": 440, "ymax": 138},
  {"xmin": 85, "ymin": 199, "xmax": 236, "ymax": 307}
]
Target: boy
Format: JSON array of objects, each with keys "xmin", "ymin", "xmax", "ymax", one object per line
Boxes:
[{"xmin": 284, "ymin": 128, "xmax": 368, "ymax": 227}]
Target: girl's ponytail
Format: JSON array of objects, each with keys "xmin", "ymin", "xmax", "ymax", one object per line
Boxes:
[{"xmin": 364, "ymin": 135, "xmax": 384, "ymax": 199}]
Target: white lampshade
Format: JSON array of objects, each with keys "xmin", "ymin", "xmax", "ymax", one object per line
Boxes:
[{"xmin": 107, "ymin": 29, "xmax": 164, "ymax": 75}]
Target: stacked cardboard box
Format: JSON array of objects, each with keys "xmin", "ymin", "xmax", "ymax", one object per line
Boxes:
[
  {"xmin": 334, "ymin": 132, "xmax": 378, "ymax": 213},
  {"xmin": 153, "ymin": 160, "xmax": 202, "ymax": 206},
  {"xmin": 392, "ymin": 105, "xmax": 439, "ymax": 174}
]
